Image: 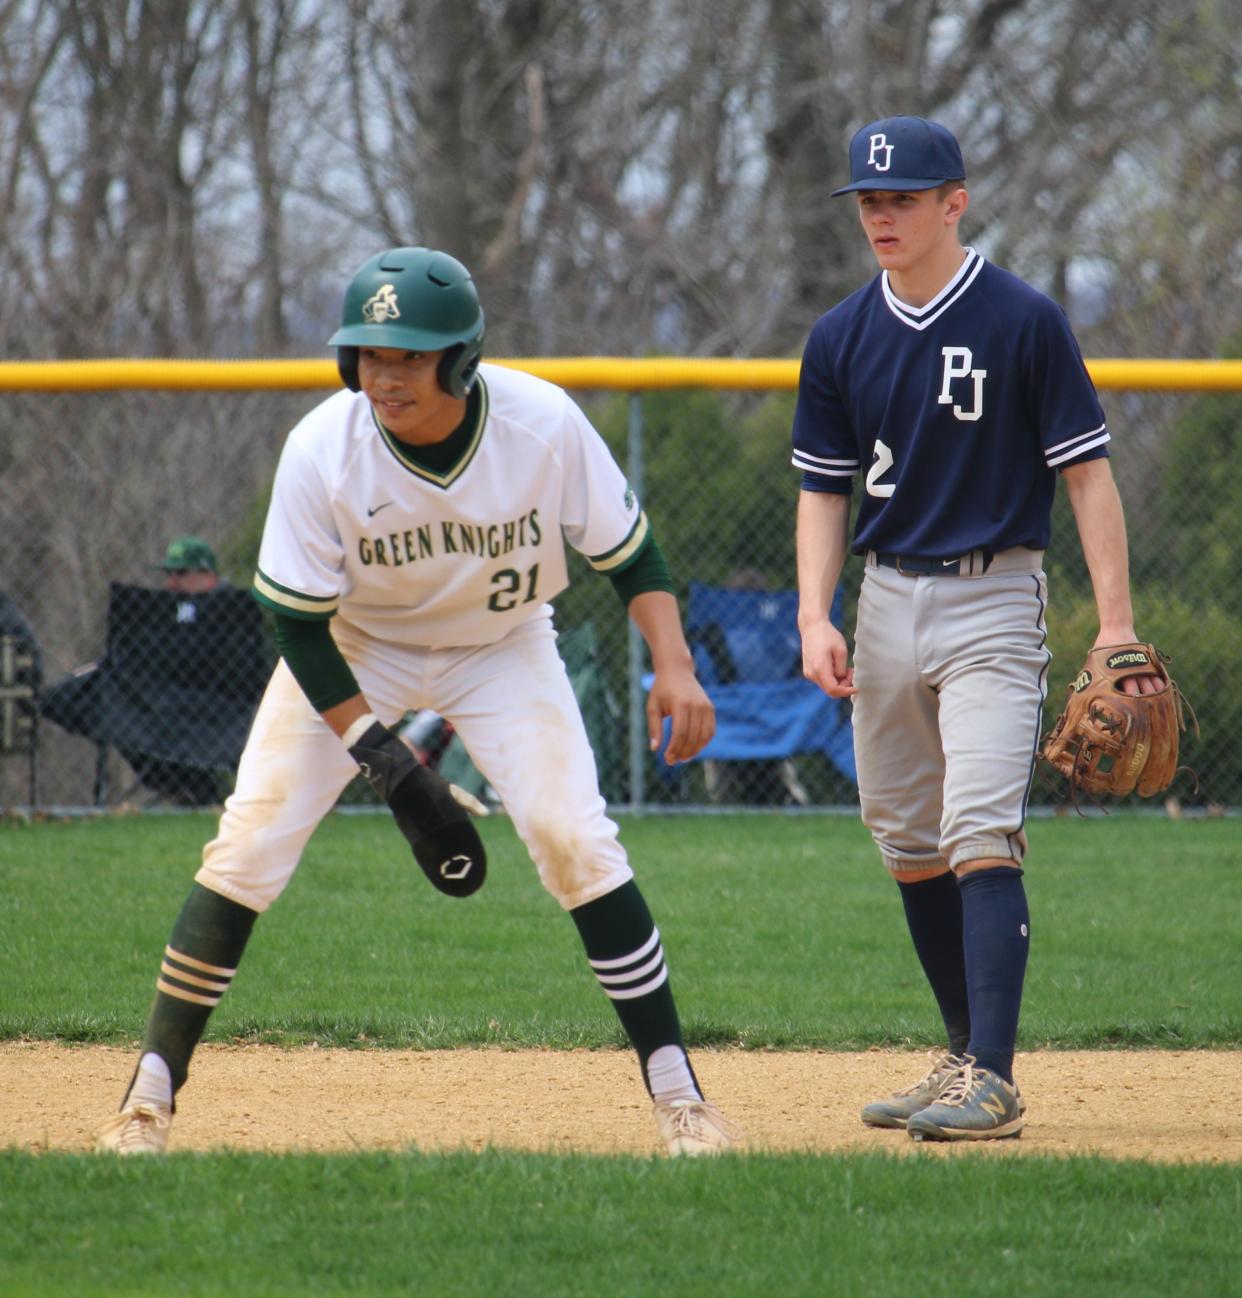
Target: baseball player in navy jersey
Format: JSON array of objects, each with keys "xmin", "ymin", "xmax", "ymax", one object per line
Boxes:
[
  {"xmin": 793, "ymin": 117, "xmax": 1161, "ymax": 1140},
  {"xmin": 97, "ymin": 246, "xmax": 738, "ymax": 1157}
]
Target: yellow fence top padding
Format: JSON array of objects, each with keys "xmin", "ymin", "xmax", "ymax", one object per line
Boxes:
[{"xmin": 0, "ymin": 356, "xmax": 1240, "ymax": 392}]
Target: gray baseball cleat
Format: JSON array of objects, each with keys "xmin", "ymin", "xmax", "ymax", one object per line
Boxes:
[
  {"xmin": 861, "ymin": 1050, "xmax": 969, "ymax": 1129},
  {"xmin": 907, "ymin": 1059, "xmax": 1025, "ymax": 1141}
]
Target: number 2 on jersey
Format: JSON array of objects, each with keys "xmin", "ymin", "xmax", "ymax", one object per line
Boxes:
[
  {"xmin": 488, "ymin": 563, "xmax": 541, "ymax": 612},
  {"xmin": 865, "ymin": 439, "xmax": 896, "ymax": 498}
]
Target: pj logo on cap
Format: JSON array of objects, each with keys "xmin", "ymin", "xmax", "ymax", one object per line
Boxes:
[
  {"xmin": 831, "ymin": 115, "xmax": 966, "ymax": 197},
  {"xmin": 866, "ymin": 135, "xmax": 894, "ymax": 172}
]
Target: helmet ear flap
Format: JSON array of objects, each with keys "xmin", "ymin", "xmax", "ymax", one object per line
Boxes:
[
  {"xmin": 337, "ymin": 347, "xmax": 361, "ymax": 392},
  {"xmin": 437, "ymin": 342, "xmax": 482, "ymax": 399}
]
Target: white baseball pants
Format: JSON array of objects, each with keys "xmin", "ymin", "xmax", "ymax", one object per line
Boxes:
[{"xmin": 197, "ymin": 613, "xmax": 632, "ymax": 912}]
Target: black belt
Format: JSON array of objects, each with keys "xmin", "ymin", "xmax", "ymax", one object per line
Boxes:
[{"xmin": 872, "ymin": 551, "xmax": 993, "ymax": 577}]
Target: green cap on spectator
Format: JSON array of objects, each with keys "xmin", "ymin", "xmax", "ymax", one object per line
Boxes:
[{"xmin": 159, "ymin": 535, "xmax": 218, "ymax": 572}]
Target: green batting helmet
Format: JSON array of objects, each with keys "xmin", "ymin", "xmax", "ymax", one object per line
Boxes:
[{"xmin": 329, "ymin": 247, "xmax": 485, "ymax": 398}]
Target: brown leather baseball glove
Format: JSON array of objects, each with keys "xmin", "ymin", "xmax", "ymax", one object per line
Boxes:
[{"xmin": 1042, "ymin": 643, "xmax": 1195, "ymax": 799}]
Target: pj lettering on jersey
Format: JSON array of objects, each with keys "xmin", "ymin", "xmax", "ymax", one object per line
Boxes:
[{"xmin": 938, "ymin": 347, "xmax": 986, "ymax": 422}]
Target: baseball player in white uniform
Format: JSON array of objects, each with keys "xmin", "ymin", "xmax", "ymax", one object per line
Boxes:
[{"xmin": 97, "ymin": 247, "xmax": 739, "ymax": 1157}]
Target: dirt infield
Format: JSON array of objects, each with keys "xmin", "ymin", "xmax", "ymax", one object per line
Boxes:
[{"xmin": 4, "ymin": 1043, "xmax": 1238, "ymax": 1162}]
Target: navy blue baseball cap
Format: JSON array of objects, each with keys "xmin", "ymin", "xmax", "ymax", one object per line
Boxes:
[{"xmin": 831, "ymin": 116, "xmax": 966, "ymax": 196}]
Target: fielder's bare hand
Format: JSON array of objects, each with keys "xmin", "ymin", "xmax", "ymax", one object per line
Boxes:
[{"xmin": 801, "ymin": 619, "xmax": 858, "ymax": 699}]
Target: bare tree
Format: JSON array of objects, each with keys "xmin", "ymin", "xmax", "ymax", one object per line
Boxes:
[{"xmin": 3, "ymin": 0, "xmax": 1233, "ymax": 361}]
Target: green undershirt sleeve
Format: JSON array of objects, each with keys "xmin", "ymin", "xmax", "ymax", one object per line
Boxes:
[
  {"xmin": 608, "ymin": 534, "xmax": 675, "ymax": 608},
  {"xmin": 271, "ymin": 612, "xmax": 361, "ymax": 712}
]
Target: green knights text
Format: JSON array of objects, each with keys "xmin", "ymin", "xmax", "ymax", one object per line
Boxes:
[{"xmin": 358, "ymin": 509, "xmax": 542, "ymax": 567}]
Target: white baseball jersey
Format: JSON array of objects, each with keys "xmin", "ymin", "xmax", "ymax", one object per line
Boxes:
[{"xmin": 253, "ymin": 363, "xmax": 648, "ymax": 647}]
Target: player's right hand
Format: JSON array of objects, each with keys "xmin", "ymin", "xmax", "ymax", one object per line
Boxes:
[
  {"xmin": 348, "ymin": 721, "xmax": 486, "ymax": 898},
  {"xmin": 801, "ymin": 621, "xmax": 858, "ymax": 699}
]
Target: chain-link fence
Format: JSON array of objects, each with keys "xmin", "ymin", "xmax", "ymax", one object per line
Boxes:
[{"xmin": 2, "ymin": 365, "xmax": 1237, "ymax": 814}]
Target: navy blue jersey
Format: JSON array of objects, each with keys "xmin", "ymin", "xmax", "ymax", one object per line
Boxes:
[{"xmin": 791, "ymin": 250, "xmax": 1108, "ymax": 556}]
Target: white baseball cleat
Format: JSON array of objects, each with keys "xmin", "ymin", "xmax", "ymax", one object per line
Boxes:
[
  {"xmin": 653, "ymin": 1099, "xmax": 742, "ymax": 1156},
  {"xmin": 96, "ymin": 1103, "xmax": 172, "ymax": 1155}
]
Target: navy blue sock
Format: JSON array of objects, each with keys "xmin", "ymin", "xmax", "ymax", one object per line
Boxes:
[
  {"xmin": 958, "ymin": 868, "xmax": 1030, "ymax": 1084},
  {"xmin": 897, "ymin": 872, "xmax": 971, "ymax": 1056}
]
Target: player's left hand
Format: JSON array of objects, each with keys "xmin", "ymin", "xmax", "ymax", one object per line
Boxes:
[
  {"xmin": 1091, "ymin": 628, "xmax": 1164, "ymax": 695},
  {"xmin": 647, "ymin": 665, "xmax": 715, "ymax": 764},
  {"xmin": 1043, "ymin": 639, "xmax": 1193, "ymax": 801}
]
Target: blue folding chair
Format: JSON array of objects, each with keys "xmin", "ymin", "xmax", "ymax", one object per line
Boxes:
[{"xmin": 648, "ymin": 581, "xmax": 856, "ymax": 796}]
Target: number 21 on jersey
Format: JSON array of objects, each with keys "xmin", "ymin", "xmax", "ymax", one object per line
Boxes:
[{"xmin": 488, "ymin": 563, "xmax": 540, "ymax": 611}]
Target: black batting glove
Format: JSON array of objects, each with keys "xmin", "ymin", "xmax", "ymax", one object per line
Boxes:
[{"xmin": 348, "ymin": 721, "xmax": 487, "ymax": 898}]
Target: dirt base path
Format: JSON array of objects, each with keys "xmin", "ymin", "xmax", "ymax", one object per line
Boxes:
[{"xmin": 4, "ymin": 1044, "xmax": 1238, "ymax": 1163}]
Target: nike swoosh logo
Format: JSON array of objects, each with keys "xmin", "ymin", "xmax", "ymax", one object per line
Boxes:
[
  {"xmin": 942, "ymin": 558, "xmax": 958, "ymax": 567},
  {"xmin": 367, "ymin": 502, "xmax": 394, "ymax": 518}
]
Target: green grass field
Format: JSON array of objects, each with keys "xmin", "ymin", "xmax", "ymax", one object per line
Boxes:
[{"xmin": 1, "ymin": 811, "xmax": 1239, "ymax": 1296}]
